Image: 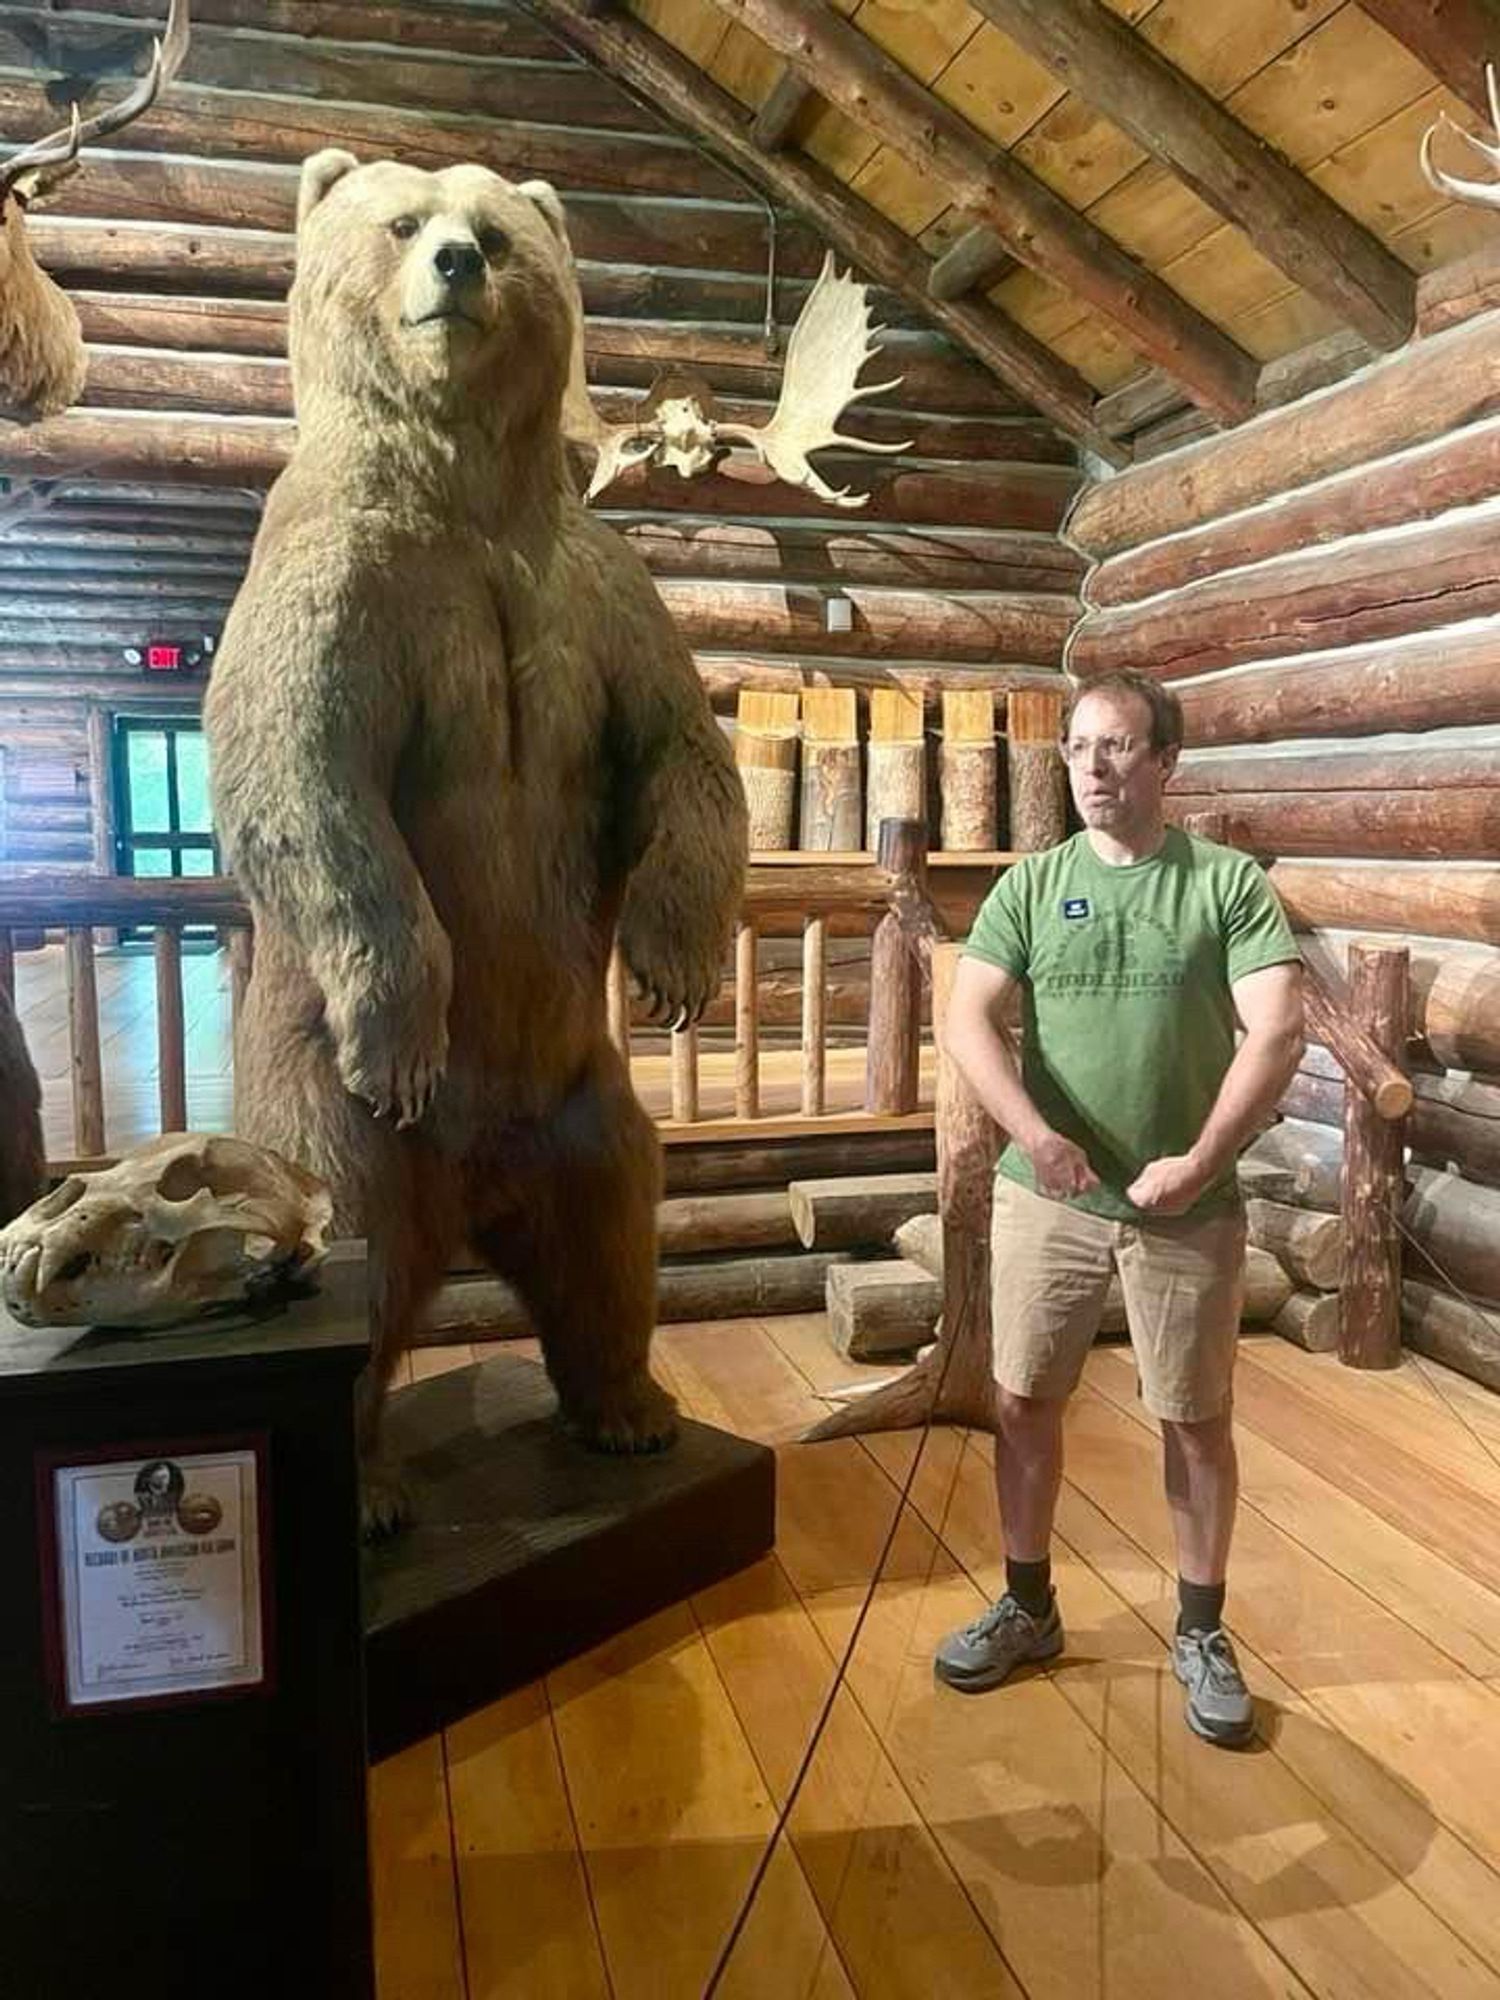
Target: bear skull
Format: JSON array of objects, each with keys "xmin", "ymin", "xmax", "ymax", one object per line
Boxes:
[{"xmin": 0, "ymin": 1132, "xmax": 333, "ymax": 1329}]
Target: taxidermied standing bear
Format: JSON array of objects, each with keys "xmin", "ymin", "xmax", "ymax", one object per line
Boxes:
[
  {"xmin": 0, "ymin": 991, "xmax": 45, "ymax": 1226},
  {"xmin": 204, "ymin": 151, "xmax": 747, "ymax": 1530}
]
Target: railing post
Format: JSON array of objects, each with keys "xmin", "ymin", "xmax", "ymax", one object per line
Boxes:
[
  {"xmin": 865, "ymin": 818, "xmax": 929, "ymax": 1115},
  {"xmin": 155, "ymin": 923, "xmax": 187, "ymax": 1133},
  {"xmin": 65, "ymin": 925, "xmax": 105, "ymax": 1157},
  {"xmin": 801, "ymin": 912, "xmax": 826, "ymax": 1117},
  {"xmin": 670, "ymin": 1021, "xmax": 699, "ymax": 1124},
  {"xmin": 1340, "ymin": 943, "xmax": 1410, "ymax": 1370},
  {"xmin": 735, "ymin": 920, "xmax": 759, "ymax": 1120},
  {"xmin": 0, "ymin": 927, "xmax": 14, "ymax": 1008}
]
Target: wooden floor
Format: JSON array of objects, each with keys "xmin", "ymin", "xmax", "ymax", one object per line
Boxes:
[
  {"xmin": 14, "ymin": 943, "xmax": 929, "ymax": 1159},
  {"xmin": 372, "ymin": 1320, "xmax": 1500, "ymax": 2000}
]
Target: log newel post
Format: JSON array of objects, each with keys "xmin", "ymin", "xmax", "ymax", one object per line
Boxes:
[
  {"xmin": 1339, "ymin": 943, "xmax": 1410, "ymax": 1371},
  {"xmin": 865, "ymin": 817, "xmax": 930, "ymax": 1115}
]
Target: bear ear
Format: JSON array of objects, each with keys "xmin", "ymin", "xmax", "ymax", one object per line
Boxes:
[
  {"xmin": 297, "ymin": 149, "xmax": 361, "ymax": 232},
  {"xmin": 517, "ymin": 178, "xmax": 572, "ymax": 254}
]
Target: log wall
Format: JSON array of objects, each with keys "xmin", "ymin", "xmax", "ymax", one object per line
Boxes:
[
  {"xmin": 1068, "ymin": 305, "xmax": 1500, "ymax": 1382},
  {"xmin": 0, "ymin": 0, "xmax": 1083, "ymax": 875}
]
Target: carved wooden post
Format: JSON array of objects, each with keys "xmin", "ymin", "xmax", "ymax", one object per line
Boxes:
[
  {"xmin": 154, "ymin": 922, "xmax": 187, "ymax": 1133},
  {"xmin": 1340, "ymin": 942, "xmax": 1409, "ymax": 1370},
  {"xmin": 735, "ymin": 689, "xmax": 800, "ymax": 852},
  {"xmin": 799, "ymin": 689, "xmax": 861, "ymax": 852},
  {"xmin": 865, "ymin": 818, "xmax": 926, "ymax": 1115},
  {"xmin": 1006, "ymin": 686, "xmax": 1067, "ymax": 852},
  {"xmin": 939, "ymin": 688, "xmax": 997, "ymax": 851},
  {"xmin": 807, "ymin": 938, "xmax": 1000, "ymax": 1440}
]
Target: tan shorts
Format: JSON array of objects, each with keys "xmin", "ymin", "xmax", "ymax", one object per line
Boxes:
[{"xmin": 990, "ymin": 1176, "xmax": 1247, "ymax": 1423}]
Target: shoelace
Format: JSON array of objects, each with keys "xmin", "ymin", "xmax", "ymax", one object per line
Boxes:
[
  {"xmin": 964, "ymin": 1595, "xmax": 1029, "ymax": 1643},
  {"xmin": 1188, "ymin": 1628, "xmax": 1242, "ymax": 1692}
]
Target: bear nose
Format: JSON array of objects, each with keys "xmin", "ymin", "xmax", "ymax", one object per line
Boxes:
[{"xmin": 433, "ymin": 240, "xmax": 485, "ymax": 287}]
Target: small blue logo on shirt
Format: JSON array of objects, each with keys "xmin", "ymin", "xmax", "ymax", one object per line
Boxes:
[{"xmin": 1062, "ymin": 897, "xmax": 1091, "ymax": 920}]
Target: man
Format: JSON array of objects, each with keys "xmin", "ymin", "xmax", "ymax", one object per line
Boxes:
[{"xmin": 933, "ymin": 670, "xmax": 1303, "ymax": 1747}]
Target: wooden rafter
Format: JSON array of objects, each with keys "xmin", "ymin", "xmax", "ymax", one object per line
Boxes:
[
  {"xmin": 929, "ymin": 224, "xmax": 1015, "ymax": 303},
  {"xmin": 701, "ymin": 0, "xmax": 1258, "ymax": 419},
  {"xmin": 518, "ymin": 0, "xmax": 1126, "ymax": 460},
  {"xmin": 973, "ymin": 0, "xmax": 1415, "ymax": 350},
  {"xmin": 751, "ymin": 66, "xmax": 815, "ymax": 150},
  {"xmin": 1356, "ymin": 0, "xmax": 1500, "ymax": 119}
]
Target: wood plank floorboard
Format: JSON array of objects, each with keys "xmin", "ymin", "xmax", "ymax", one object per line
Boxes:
[{"xmin": 366, "ymin": 1318, "xmax": 1500, "ymax": 1996}]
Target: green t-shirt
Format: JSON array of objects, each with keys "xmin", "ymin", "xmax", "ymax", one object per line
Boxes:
[{"xmin": 964, "ymin": 828, "xmax": 1298, "ymax": 1220}]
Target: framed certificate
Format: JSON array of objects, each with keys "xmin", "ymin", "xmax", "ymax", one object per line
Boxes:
[{"xmin": 36, "ymin": 1435, "xmax": 274, "ymax": 1715}]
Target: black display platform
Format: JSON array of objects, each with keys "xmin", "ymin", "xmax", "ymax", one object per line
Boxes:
[
  {"xmin": 0, "ymin": 1259, "xmax": 372, "ymax": 2000},
  {"xmin": 363, "ymin": 1352, "xmax": 777, "ymax": 1760}
]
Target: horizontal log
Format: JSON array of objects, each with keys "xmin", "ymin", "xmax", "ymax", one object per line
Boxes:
[
  {"xmin": 1270, "ymin": 863, "xmax": 1500, "ymax": 950},
  {"xmin": 1417, "ymin": 241, "xmax": 1500, "ymax": 339},
  {"xmin": 787, "ymin": 1172, "xmax": 938, "ymax": 1249},
  {"xmin": 1087, "ymin": 416, "xmax": 1500, "ymax": 611},
  {"xmin": 0, "ymin": 412, "xmax": 1079, "ymax": 527},
  {"xmin": 1242, "ymin": 1121, "xmax": 1342, "ymax": 1211},
  {"xmin": 826, "ymin": 1259, "xmax": 941, "ymax": 1359},
  {"xmin": 1273, "ymin": 1290, "xmax": 1340, "ymax": 1353},
  {"xmin": 1400, "ymin": 1278, "xmax": 1500, "ymax": 1394},
  {"xmin": 658, "ymin": 580, "xmax": 1074, "ymax": 664},
  {"xmin": 43, "ymin": 0, "xmax": 566, "ymax": 58},
  {"xmin": 1066, "ymin": 309, "xmax": 1500, "ymax": 560},
  {"xmin": 661, "ymin": 1189, "xmax": 800, "ymax": 1255},
  {"xmin": 614, "ymin": 520, "xmax": 1085, "ymax": 593},
  {"xmin": 891, "ymin": 1211, "xmax": 942, "ymax": 1276},
  {"xmin": 1404, "ymin": 1165, "xmax": 1500, "ymax": 1307},
  {"xmin": 1175, "ymin": 745, "xmax": 1500, "ymax": 795},
  {"xmin": 1074, "ymin": 506, "xmax": 1500, "ymax": 679},
  {"xmin": 1282, "ymin": 1068, "xmax": 1500, "ymax": 1190},
  {"xmin": 1245, "ymin": 1197, "xmax": 1341, "ymax": 1291},
  {"xmin": 1166, "ymin": 790, "xmax": 1500, "ymax": 860},
  {"xmin": 661, "ymin": 1125, "xmax": 935, "ymax": 1195},
  {"xmin": 424, "ymin": 1246, "xmax": 855, "ymax": 1341},
  {"xmin": 0, "ymin": 79, "xmax": 736, "ymax": 203},
  {"xmin": 0, "ymin": 548, "xmax": 246, "ymax": 579},
  {"xmin": 1300, "ymin": 932, "xmax": 1500, "ymax": 1079},
  {"xmin": 0, "ymin": 10, "xmax": 656, "ymax": 133},
  {"xmin": 1179, "ymin": 620, "xmax": 1500, "ymax": 747}
]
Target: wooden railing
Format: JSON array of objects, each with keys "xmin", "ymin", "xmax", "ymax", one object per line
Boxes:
[{"xmin": 0, "ymin": 831, "xmax": 1009, "ymax": 1166}]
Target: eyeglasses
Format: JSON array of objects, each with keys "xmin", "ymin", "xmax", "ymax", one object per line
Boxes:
[{"xmin": 1059, "ymin": 735, "xmax": 1151, "ymax": 768}]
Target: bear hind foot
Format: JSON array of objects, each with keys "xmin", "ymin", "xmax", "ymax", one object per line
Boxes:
[{"xmin": 561, "ymin": 1371, "xmax": 679, "ymax": 1456}]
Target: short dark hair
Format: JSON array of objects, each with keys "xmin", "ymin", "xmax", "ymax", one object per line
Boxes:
[{"xmin": 1062, "ymin": 671, "xmax": 1183, "ymax": 753}]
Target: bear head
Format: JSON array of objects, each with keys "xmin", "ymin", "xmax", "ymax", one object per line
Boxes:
[{"xmin": 289, "ymin": 149, "xmax": 577, "ymax": 436}]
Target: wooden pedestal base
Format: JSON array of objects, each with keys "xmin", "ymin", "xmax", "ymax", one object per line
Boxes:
[{"xmin": 363, "ymin": 1353, "xmax": 777, "ymax": 1761}]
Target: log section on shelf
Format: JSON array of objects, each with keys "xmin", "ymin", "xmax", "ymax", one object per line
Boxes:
[
  {"xmin": 825, "ymin": 1260, "xmax": 942, "ymax": 1360},
  {"xmin": 1401, "ymin": 1279, "xmax": 1500, "ymax": 1393},
  {"xmin": 788, "ymin": 1172, "xmax": 938, "ymax": 1249}
]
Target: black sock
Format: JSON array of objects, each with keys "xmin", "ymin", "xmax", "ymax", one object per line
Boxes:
[
  {"xmin": 1177, "ymin": 1578, "xmax": 1226, "ymax": 1636},
  {"xmin": 1006, "ymin": 1556, "xmax": 1052, "ymax": 1619}
]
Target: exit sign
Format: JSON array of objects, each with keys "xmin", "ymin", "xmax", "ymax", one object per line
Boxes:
[{"xmin": 146, "ymin": 643, "xmax": 184, "ymax": 671}]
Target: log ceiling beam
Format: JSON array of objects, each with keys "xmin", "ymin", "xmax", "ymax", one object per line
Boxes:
[
  {"xmin": 1355, "ymin": 0, "xmax": 1500, "ymax": 120},
  {"xmin": 929, "ymin": 224, "xmax": 1015, "ymax": 303},
  {"xmin": 752, "ymin": 66, "xmax": 817, "ymax": 149},
  {"xmin": 972, "ymin": 0, "xmax": 1415, "ymax": 349},
  {"xmin": 700, "ymin": 0, "xmax": 1258, "ymax": 419},
  {"xmin": 521, "ymin": 0, "xmax": 1125, "ymax": 458}
]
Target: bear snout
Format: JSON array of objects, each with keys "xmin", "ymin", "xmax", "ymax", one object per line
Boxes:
[{"xmin": 433, "ymin": 241, "xmax": 485, "ymax": 288}]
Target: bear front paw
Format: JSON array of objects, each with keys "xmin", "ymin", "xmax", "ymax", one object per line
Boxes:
[{"xmin": 329, "ymin": 981, "xmax": 449, "ymax": 1128}]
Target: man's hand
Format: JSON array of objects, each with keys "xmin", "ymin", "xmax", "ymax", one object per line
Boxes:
[
  {"xmin": 1026, "ymin": 1130, "xmax": 1100, "ymax": 1200},
  {"xmin": 1126, "ymin": 1154, "xmax": 1210, "ymax": 1216}
]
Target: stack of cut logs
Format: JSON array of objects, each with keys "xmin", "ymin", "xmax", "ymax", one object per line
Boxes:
[{"xmin": 732, "ymin": 683, "xmax": 1067, "ymax": 854}]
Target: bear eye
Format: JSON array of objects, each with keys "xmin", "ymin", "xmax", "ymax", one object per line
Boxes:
[
  {"xmin": 389, "ymin": 215, "xmax": 420, "ymax": 241},
  {"xmin": 477, "ymin": 225, "xmax": 510, "ymax": 260}
]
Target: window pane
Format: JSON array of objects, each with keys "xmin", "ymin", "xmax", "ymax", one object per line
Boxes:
[
  {"xmin": 180, "ymin": 845, "xmax": 214, "ymax": 877},
  {"xmin": 131, "ymin": 846, "xmax": 171, "ymax": 878},
  {"xmin": 174, "ymin": 729, "xmax": 213, "ymax": 835},
  {"xmin": 125, "ymin": 731, "xmax": 169, "ymax": 836}
]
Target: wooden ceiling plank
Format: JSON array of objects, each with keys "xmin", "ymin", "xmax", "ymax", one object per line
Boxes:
[
  {"xmin": 522, "ymin": 0, "xmax": 1125, "ymax": 457},
  {"xmin": 700, "ymin": 0, "xmax": 1258, "ymax": 416},
  {"xmin": 1355, "ymin": 0, "xmax": 1500, "ymax": 120},
  {"xmin": 968, "ymin": 0, "xmax": 1415, "ymax": 347}
]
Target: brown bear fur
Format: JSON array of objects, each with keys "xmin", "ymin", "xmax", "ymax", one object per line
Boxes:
[
  {"xmin": 203, "ymin": 153, "xmax": 747, "ymax": 1527},
  {"xmin": 0, "ymin": 988, "xmax": 44, "ymax": 1225}
]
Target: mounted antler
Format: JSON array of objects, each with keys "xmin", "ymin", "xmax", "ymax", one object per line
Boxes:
[
  {"xmin": 1421, "ymin": 63, "xmax": 1500, "ymax": 208},
  {"xmin": 570, "ymin": 252, "xmax": 911, "ymax": 509},
  {"xmin": 0, "ymin": 0, "xmax": 189, "ymax": 422}
]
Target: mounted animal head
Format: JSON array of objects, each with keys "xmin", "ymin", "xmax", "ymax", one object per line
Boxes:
[
  {"xmin": 1421, "ymin": 64, "xmax": 1500, "ymax": 209},
  {"xmin": 566, "ymin": 251, "xmax": 912, "ymax": 510},
  {"xmin": 0, "ymin": 0, "xmax": 188, "ymax": 423}
]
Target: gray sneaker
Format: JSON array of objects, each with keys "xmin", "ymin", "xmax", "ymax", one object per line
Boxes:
[
  {"xmin": 934, "ymin": 1592, "xmax": 1063, "ymax": 1693},
  {"xmin": 1172, "ymin": 1626, "xmax": 1255, "ymax": 1746}
]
